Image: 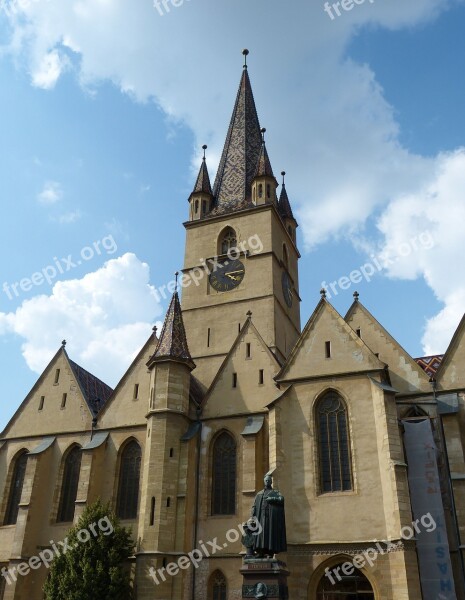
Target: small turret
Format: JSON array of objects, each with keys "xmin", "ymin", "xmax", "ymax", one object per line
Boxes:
[
  {"xmin": 188, "ymin": 145, "xmax": 213, "ymax": 221},
  {"xmin": 278, "ymin": 171, "xmax": 298, "ymax": 243},
  {"xmin": 251, "ymin": 128, "xmax": 278, "ymax": 206}
]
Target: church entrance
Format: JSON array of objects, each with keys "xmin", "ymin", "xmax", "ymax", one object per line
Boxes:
[{"xmin": 315, "ymin": 564, "xmax": 375, "ymax": 599}]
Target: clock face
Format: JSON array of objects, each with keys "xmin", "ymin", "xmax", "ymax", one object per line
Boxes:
[
  {"xmin": 209, "ymin": 259, "xmax": 245, "ymax": 292},
  {"xmin": 282, "ymin": 271, "xmax": 293, "ymax": 307}
]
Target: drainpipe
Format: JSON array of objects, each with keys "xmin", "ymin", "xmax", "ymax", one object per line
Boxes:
[
  {"xmin": 430, "ymin": 377, "xmax": 465, "ymax": 593},
  {"xmin": 191, "ymin": 406, "xmax": 202, "ymax": 600}
]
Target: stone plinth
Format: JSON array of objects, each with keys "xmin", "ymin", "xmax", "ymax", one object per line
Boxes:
[{"xmin": 240, "ymin": 558, "xmax": 290, "ymax": 599}]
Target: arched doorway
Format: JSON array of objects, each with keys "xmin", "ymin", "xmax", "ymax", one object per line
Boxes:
[{"xmin": 315, "ymin": 563, "xmax": 375, "ymax": 599}]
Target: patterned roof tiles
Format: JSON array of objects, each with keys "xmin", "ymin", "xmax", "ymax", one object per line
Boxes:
[
  {"xmin": 212, "ymin": 68, "xmax": 263, "ymax": 212},
  {"xmin": 68, "ymin": 359, "xmax": 113, "ymax": 415},
  {"xmin": 192, "ymin": 158, "xmax": 213, "ymax": 196},
  {"xmin": 278, "ymin": 183, "xmax": 295, "ymax": 221},
  {"xmin": 152, "ymin": 291, "xmax": 195, "ymax": 369},
  {"xmin": 414, "ymin": 355, "xmax": 443, "ymax": 378}
]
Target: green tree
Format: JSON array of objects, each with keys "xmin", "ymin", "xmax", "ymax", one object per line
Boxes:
[{"xmin": 43, "ymin": 500, "xmax": 134, "ymax": 600}]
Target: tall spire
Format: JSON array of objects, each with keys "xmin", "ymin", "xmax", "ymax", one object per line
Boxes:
[
  {"xmin": 150, "ymin": 291, "xmax": 195, "ymax": 370},
  {"xmin": 211, "ymin": 50, "xmax": 263, "ymax": 214},
  {"xmin": 192, "ymin": 145, "xmax": 213, "ymax": 195},
  {"xmin": 278, "ymin": 171, "xmax": 295, "ymax": 221}
]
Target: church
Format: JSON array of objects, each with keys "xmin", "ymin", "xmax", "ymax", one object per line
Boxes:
[{"xmin": 0, "ymin": 51, "xmax": 464, "ymax": 600}]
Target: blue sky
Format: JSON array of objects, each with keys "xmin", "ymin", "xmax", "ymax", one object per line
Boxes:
[{"xmin": 1, "ymin": 0, "xmax": 465, "ymax": 431}]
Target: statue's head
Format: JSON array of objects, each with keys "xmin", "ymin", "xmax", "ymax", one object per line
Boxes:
[{"xmin": 264, "ymin": 474, "xmax": 272, "ymax": 488}]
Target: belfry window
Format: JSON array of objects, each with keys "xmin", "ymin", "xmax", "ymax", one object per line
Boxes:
[
  {"xmin": 209, "ymin": 570, "xmax": 227, "ymax": 600},
  {"xmin": 220, "ymin": 227, "xmax": 237, "ymax": 255},
  {"xmin": 211, "ymin": 432, "xmax": 236, "ymax": 515},
  {"xmin": 258, "ymin": 183, "xmax": 263, "ymax": 198},
  {"xmin": 4, "ymin": 452, "xmax": 28, "ymax": 525},
  {"xmin": 316, "ymin": 391, "xmax": 352, "ymax": 493},
  {"xmin": 116, "ymin": 440, "xmax": 142, "ymax": 519},
  {"xmin": 57, "ymin": 446, "xmax": 82, "ymax": 523}
]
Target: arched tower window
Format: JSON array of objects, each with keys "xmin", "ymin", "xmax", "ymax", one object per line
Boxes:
[
  {"xmin": 208, "ymin": 570, "xmax": 227, "ymax": 600},
  {"xmin": 57, "ymin": 446, "xmax": 82, "ymax": 523},
  {"xmin": 4, "ymin": 451, "xmax": 28, "ymax": 525},
  {"xmin": 316, "ymin": 391, "xmax": 352, "ymax": 493},
  {"xmin": 211, "ymin": 432, "xmax": 236, "ymax": 515},
  {"xmin": 219, "ymin": 227, "xmax": 237, "ymax": 255},
  {"xmin": 116, "ymin": 440, "xmax": 142, "ymax": 519},
  {"xmin": 283, "ymin": 244, "xmax": 289, "ymax": 269}
]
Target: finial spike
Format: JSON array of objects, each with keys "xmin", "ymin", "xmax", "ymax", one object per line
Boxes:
[
  {"xmin": 175, "ymin": 271, "xmax": 179, "ymax": 292},
  {"xmin": 281, "ymin": 171, "xmax": 286, "ymax": 186},
  {"xmin": 242, "ymin": 48, "xmax": 249, "ymax": 69},
  {"xmin": 202, "ymin": 144, "xmax": 207, "ymax": 160},
  {"xmin": 320, "ymin": 288, "xmax": 327, "ymax": 299},
  {"xmin": 261, "ymin": 127, "xmax": 266, "ymax": 143}
]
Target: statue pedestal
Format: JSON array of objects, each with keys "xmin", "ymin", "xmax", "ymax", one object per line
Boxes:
[{"xmin": 240, "ymin": 557, "xmax": 290, "ymax": 599}]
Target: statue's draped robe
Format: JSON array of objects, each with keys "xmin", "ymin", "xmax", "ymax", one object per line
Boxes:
[{"xmin": 251, "ymin": 488, "xmax": 287, "ymax": 555}]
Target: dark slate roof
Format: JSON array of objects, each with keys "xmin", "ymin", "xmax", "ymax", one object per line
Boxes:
[
  {"xmin": 68, "ymin": 359, "xmax": 113, "ymax": 415},
  {"xmin": 278, "ymin": 183, "xmax": 295, "ymax": 221},
  {"xmin": 192, "ymin": 158, "xmax": 213, "ymax": 196},
  {"xmin": 152, "ymin": 292, "xmax": 195, "ymax": 369},
  {"xmin": 415, "ymin": 355, "xmax": 443, "ymax": 378},
  {"xmin": 189, "ymin": 375, "xmax": 204, "ymax": 407},
  {"xmin": 254, "ymin": 141, "xmax": 276, "ymax": 180},
  {"xmin": 211, "ymin": 68, "xmax": 263, "ymax": 215}
]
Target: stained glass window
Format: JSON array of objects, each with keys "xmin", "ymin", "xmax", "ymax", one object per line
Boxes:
[
  {"xmin": 116, "ymin": 441, "xmax": 142, "ymax": 519},
  {"xmin": 4, "ymin": 452, "xmax": 28, "ymax": 525},
  {"xmin": 211, "ymin": 432, "xmax": 236, "ymax": 515},
  {"xmin": 57, "ymin": 446, "xmax": 82, "ymax": 523}
]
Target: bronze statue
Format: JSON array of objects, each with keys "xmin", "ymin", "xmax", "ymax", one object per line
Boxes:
[{"xmin": 250, "ymin": 473, "xmax": 287, "ymax": 557}]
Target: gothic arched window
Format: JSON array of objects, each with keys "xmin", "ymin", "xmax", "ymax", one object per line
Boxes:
[
  {"xmin": 316, "ymin": 391, "xmax": 353, "ymax": 493},
  {"xmin": 4, "ymin": 451, "xmax": 28, "ymax": 525},
  {"xmin": 116, "ymin": 440, "xmax": 142, "ymax": 519},
  {"xmin": 208, "ymin": 570, "xmax": 227, "ymax": 600},
  {"xmin": 57, "ymin": 446, "xmax": 82, "ymax": 523},
  {"xmin": 211, "ymin": 432, "xmax": 236, "ymax": 515},
  {"xmin": 219, "ymin": 227, "xmax": 237, "ymax": 255}
]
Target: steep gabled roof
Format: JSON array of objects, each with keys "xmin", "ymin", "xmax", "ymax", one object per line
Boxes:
[
  {"xmin": 68, "ymin": 358, "xmax": 113, "ymax": 416},
  {"xmin": 276, "ymin": 297, "xmax": 385, "ymax": 382},
  {"xmin": 435, "ymin": 313, "xmax": 465, "ymax": 387},
  {"xmin": 211, "ymin": 67, "xmax": 263, "ymax": 215},
  {"xmin": 345, "ymin": 299, "xmax": 432, "ymax": 393},
  {"xmin": 149, "ymin": 291, "xmax": 195, "ymax": 370}
]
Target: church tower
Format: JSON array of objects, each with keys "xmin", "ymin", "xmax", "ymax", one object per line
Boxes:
[{"xmin": 181, "ymin": 51, "xmax": 301, "ymax": 387}]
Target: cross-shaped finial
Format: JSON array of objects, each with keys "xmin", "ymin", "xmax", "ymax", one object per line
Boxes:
[
  {"xmin": 320, "ymin": 288, "xmax": 327, "ymax": 299},
  {"xmin": 246, "ymin": 310, "xmax": 252, "ymax": 318},
  {"xmin": 152, "ymin": 325, "xmax": 158, "ymax": 336},
  {"xmin": 242, "ymin": 48, "xmax": 249, "ymax": 69},
  {"xmin": 353, "ymin": 291, "xmax": 360, "ymax": 301},
  {"xmin": 61, "ymin": 339, "xmax": 66, "ymax": 347}
]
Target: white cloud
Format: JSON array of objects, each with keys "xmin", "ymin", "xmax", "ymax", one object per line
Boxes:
[
  {"xmin": 375, "ymin": 150, "xmax": 465, "ymax": 353},
  {"xmin": 37, "ymin": 180, "xmax": 63, "ymax": 204},
  {"xmin": 54, "ymin": 210, "xmax": 81, "ymax": 224},
  {"xmin": 31, "ymin": 49, "xmax": 68, "ymax": 89},
  {"xmin": 0, "ymin": 253, "xmax": 163, "ymax": 386}
]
